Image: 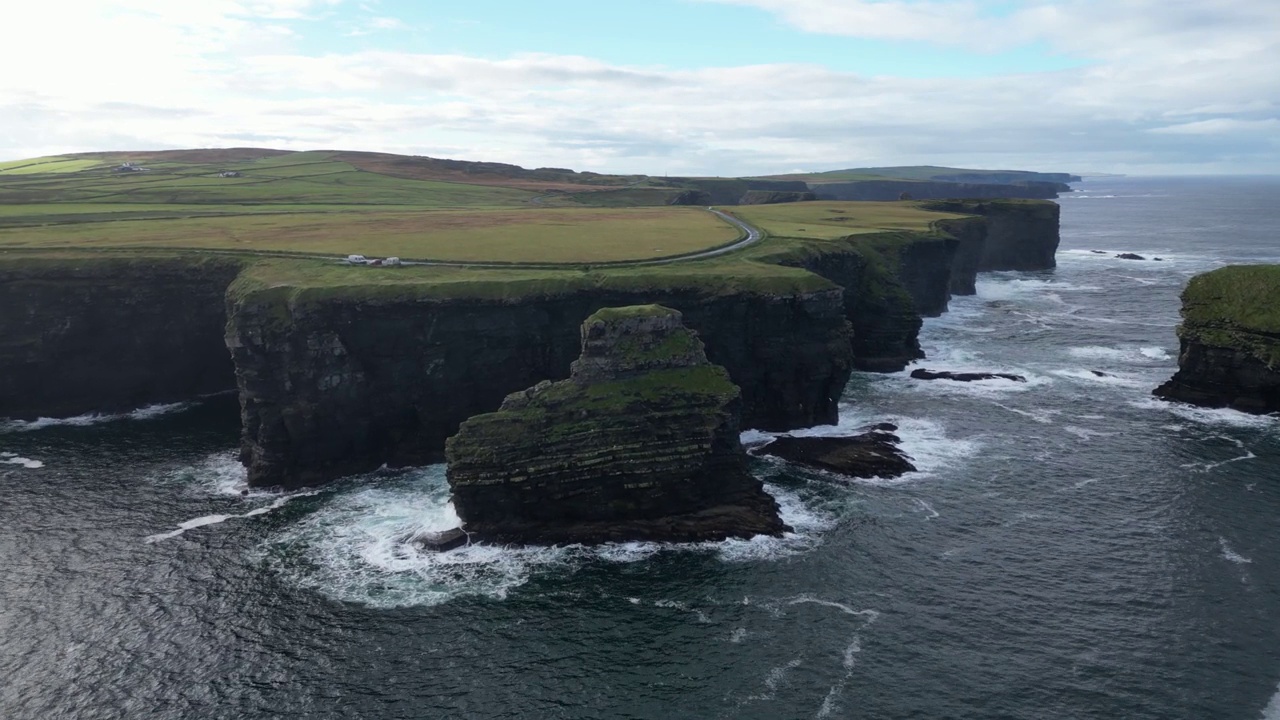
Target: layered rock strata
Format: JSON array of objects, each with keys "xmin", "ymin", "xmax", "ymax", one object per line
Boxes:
[
  {"xmin": 445, "ymin": 305, "xmax": 788, "ymax": 545},
  {"xmin": 229, "ymin": 282, "xmax": 853, "ymax": 489},
  {"xmin": 1154, "ymin": 265, "xmax": 1280, "ymax": 414}
]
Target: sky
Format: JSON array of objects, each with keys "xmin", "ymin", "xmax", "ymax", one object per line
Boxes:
[{"xmin": 2, "ymin": 0, "xmax": 1278, "ymax": 176}]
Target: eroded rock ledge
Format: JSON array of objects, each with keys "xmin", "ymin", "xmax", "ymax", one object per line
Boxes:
[
  {"xmin": 1154, "ymin": 265, "xmax": 1280, "ymax": 414},
  {"xmin": 445, "ymin": 305, "xmax": 788, "ymax": 545}
]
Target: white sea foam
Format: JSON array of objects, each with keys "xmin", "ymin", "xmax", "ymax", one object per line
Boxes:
[
  {"xmin": 974, "ymin": 277, "xmax": 1102, "ymax": 301},
  {"xmin": 1129, "ymin": 397, "xmax": 1279, "ymax": 428},
  {"xmin": 730, "ymin": 627, "xmax": 749, "ymax": 643},
  {"xmin": 1, "ymin": 402, "xmax": 192, "ymax": 433},
  {"xmin": 751, "ymin": 412, "xmax": 980, "ymax": 485},
  {"xmin": 260, "ymin": 466, "xmax": 835, "ymax": 608},
  {"xmin": 1050, "ymin": 369, "xmax": 1148, "ymax": 388},
  {"xmin": 163, "ymin": 451, "xmax": 268, "ymax": 498},
  {"xmin": 1219, "ymin": 537, "xmax": 1253, "ymax": 565},
  {"xmin": 1067, "ymin": 345, "xmax": 1172, "ymax": 363},
  {"xmin": 145, "ymin": 492, "xmax": 314, "ymax": 543},
  {"xmin": 3, "ymin": 455, "xmax": 44, "ymax": 469},
  {"xmin": 1263, "ymin": 682, "xmax": 1280, "ymax": 720},
  {"xmin": 1062, "ymin": 426, "xmax": 1115, "ymax": 441}
]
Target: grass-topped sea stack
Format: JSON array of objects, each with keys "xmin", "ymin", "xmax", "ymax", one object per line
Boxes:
[
  {"xmin": 444, "ymin": 305, "xmax": 788, "ymax": 545},
  {"xmin": 1154, "ymin": 265, "xmax": 1280, "ymax": 413}
]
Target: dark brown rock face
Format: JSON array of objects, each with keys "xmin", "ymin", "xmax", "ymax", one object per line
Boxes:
[
  {"xmin": 445, "ymin": 305, "xmax": 788, "ymax": 546},
  {"xmin": 1153, "ymin": 266, "xmax": 1280, "ymax": 414},
  {"xmin": 911, "ymin": 368, "xmax": 1027, "ymax": 383},
  {"xmin": 229, "ymin": 286, "xmax": 853, "ymax": 489},
  {"xmin": 0, "ymin": 256, "xmax": 242, "ymax": 420},
  {"xmin": 756, "ymin": 425, "xmax": 915, "ymax": 480}
]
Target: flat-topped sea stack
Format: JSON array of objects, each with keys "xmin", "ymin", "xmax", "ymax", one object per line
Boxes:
[
  {"xmin": 1154, "ymin": 265, "xmax": 1280, "ymax": 414},
  {"xmin": 445, "ymin": 305, "xmax": 788, "ymax": 545}
]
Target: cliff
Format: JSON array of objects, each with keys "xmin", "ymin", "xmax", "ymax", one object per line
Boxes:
[
  {"xmin": 0, "ymin": 198, "xmax": 1061, "ymax": 486},
  {"xmin": 925, "ymin": 200, "xmax": 1061, "ymax": 282},
  {"xmin": 445, "ymin": 305, "xmax": 787, "ymax": 545},
  {"xmin": 0, "ymin": 254, "xmax": 243, "ymax": 420},
  {"xmin": 668, "ymin": 178, "xmax": 812, "ymax": 206},
  {"xmin": 739, "ymin": 190, "xmax": 818, "ymax": 205},
  {"xmin": 813, "ymin": 180, "xmax": 1064, "ymax": 202},
  {"xmin": 1154, "ymin": 265, "xmax": 1280, "ymax": 414},
  {"xmin": 227, "ymin": 264, "xmax": 853, "ymax": 489}
]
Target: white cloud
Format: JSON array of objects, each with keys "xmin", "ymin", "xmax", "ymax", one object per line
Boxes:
[
  {"xmin": 1150, "ymin": 118, "xmax": 1280, "ymax": 135},
  {"xmin": 0, "ymin": 0, "xmax": 1277, "ymax": 175}
]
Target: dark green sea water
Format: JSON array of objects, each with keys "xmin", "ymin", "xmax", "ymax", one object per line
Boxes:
[{"xmin": 3, "ymin": 177, "xmax": 1280, "ymax": 719}]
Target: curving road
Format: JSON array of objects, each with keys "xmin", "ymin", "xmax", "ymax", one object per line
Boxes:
[
  {"xmin": 381, "ymin": 206, "xmax": 764, "ymax": 269},
  {"xmin": 23, "ymin": 207, "xmax": 767, "ymax": 270}
]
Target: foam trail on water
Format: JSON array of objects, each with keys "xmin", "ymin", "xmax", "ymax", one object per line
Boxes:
[
  {"xmin": 146, "ymin": 492, "xmax": 314, "ymax": 543},
  {"xmin": 1219, "ymin": 537, "xmax": 1253, "ymax": 565},
  {"xmin": 1129, "ymin": 397, "xmax": 1279, "ymax": 429},
  {"xmin": 3, "ymin": 455, "xmax": 44, "ymax": 469},
  {"xmin": 1, "ymin": 402, "xmax": 192, "ymax": 433}
]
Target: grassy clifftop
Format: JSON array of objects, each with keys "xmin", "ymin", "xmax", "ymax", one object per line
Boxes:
[{"xmin": 1179, "ymin": 265, "xmax": 1280, "ymax": 367}]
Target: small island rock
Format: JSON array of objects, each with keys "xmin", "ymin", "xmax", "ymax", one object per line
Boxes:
[
  {"xmin": 1154, "ymin": 265, "xmax": 1280, "ymax": 414},
  {"xmin": 445, "ymin": 305, "xmax": 789, "ymax": 546},
  {"xmin": 911, "ymin": 368, "xmax": 1027, "ymax": 383},
  {"xmin": 756, "ymin": 424, "xmax": 915, "ymax": 479}
]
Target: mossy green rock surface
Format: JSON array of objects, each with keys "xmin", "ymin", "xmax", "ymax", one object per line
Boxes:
[
  {"xmin": 445, "ymin": 305, "xmax": 788, "ymax": 545},
  {"xmin": 1154, "ymin": 265, "xmax": 1280, "ymax": 414}
]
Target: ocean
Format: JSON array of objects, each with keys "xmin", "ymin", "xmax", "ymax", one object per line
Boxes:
[{"xmin": 3, "ymin": 176, "xmax": 1280, "ymax": 719}]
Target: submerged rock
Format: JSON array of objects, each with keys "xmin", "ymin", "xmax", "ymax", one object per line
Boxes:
[
  {"xmin": 445, "ymin": 305, "xmax": 788, "ymax": 546},
  {"xmin": 411, "ymin": 528, "xmax": 470, "ymax": 553},
  {"xmin": 756, "ymin": 424, "xmax": 915, "ymax": 479},
  {"xmin": 1116, "ymin": 253, "xmax": 1147, "ymax": 260},
  {"xmin": 910, "ymin": 368, "xmax": 1027, "ymax": 383}
]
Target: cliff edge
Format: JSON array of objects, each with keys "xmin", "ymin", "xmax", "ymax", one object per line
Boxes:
[
  {"xmin": 1154, "ymin": 265, "xmax": 1280, "ymax": 414},
  {"xmin": 445, "ymin": 305, "xmax": 788, "ymax": 545}
]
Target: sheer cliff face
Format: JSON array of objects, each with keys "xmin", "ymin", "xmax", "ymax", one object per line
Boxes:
[
  {"xmin": 926, "ymin": 200, "xmax": 1061, "ymax": 277},
  {"xmin": 228, "ymin": 287, "xmax": 854, "ymax": 489},
  {"xmin": 814, "ymin": 180, "xmax": 1063, "ymax": 202},
  {"xmin": 0, "ymin": 257, "xmax": 242, "ymax": 420},
  {"xmin": 1154, "ymin": 265, "xmax": 1280, "ymax": 414},
  {"xmin": 445, "ymin": 305, "xmax": 787, "ymax": 545}
]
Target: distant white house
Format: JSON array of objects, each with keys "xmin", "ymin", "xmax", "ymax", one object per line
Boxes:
[
  {"xmin": 218, "ymin": 171, "xmax": 242, "ymax": 178},
  {"xmin": 113, "ymin": 162, "xmax": 150, "ymax": 173}
]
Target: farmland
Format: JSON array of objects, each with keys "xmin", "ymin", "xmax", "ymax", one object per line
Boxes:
[{"xmin": 0, "ymin": 148, "xmax": 972, "ymax": 266}]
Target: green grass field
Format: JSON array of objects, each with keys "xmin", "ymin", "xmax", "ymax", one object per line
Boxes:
[
  {"xmin": 0, "ymin": 207, "xmax": 741, "ymax": 263},
  {"xmin": 726, "ymin": 201, "xmax": 967, "ymax": 240},
  {"xmin": 0, "ymin": 148, "xmax": 985, "ymax": 266}
]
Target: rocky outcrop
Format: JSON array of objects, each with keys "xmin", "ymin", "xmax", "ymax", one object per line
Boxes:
[
  {"xmin": 739, "ymin": 190, "xmax": 817, "ymax": 205},
  {"xmin": 911, "ymin": 369, "xmax": 1026, "ymax": 382},
  {"xmin": 228, "ymin": 280, "xmax": 853, "ymax": 489},
  {"xmin": 813, "ymin": 180, "xmax": 1064, "ymax": 202},
  {"xmin": 668, "ymin": 178, "xmax": 811, "ymax": 206},
  {"xmin": 0, "ymin": 255, "xmax": 242, "ymax": 420},
  {"xmin": 445, "ymin": 305, "xmax": 787, "ymax": 545},
  {"xmin": 776, "ymin": 245, "xmax": 924, "ymax": 372},
  {"xmin": 1154, "ymin": 265, "xmax": 1280, "ymax": 414},
  {"xmin": 755, "ymin": 423, "xmax": 915, "ymax": 479},
  {"xmin": 925, "ymin": 200, "xmax": 1061, "ymax": 295}
]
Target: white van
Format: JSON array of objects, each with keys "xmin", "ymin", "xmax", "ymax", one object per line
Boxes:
[{"xmin": 346, "ymin": 254, "xmax": 367, "ymax": 265}]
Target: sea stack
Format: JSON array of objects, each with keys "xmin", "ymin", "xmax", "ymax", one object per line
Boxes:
[
  {"xmin": 445, "ymin": 304, "xmax": 788, "ymax": 545},
  {"xmin": 1154, "ymin": 265, "xmax": 1280, "ymax": 414}
]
